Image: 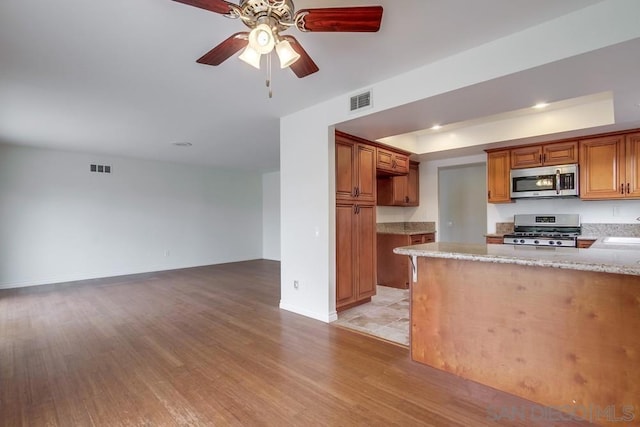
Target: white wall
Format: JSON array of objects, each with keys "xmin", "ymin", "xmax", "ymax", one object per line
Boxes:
[
  {"xmin": 262, "ymin": 171, "xmax": 280, "ymax": 261},
  {"xmin": 279, "ymin": 1, "xmax": 640, "ymax": 322},
  {"xmin": 0, "ymin": 144, "xmax": 263, "ymax": 288}
]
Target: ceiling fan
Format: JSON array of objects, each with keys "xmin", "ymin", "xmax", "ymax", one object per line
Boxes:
[{"xmin": 172, "ymin": 0, "xmax": 383, "ymax": 79}]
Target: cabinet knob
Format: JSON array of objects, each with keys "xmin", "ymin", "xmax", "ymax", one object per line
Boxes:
[{"xmin": 628, "ymin": 183, "xmax": 631, "ymax": 194}]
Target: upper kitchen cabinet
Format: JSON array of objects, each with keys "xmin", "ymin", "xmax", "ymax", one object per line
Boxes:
[
  {"xmin": 377, "ymin": 161, "xmax": 420, "ymax": 206},
  {"xmin": 486, "ymin": 149, "xmax": 512, "ymax": 203},
  {"xmin": 580, "ymin": 132, "xmax": 640, "ymax": 200},
  {"xmin": 511, "ymin": 141, "xmax": 578, "ymax": 169},
  {"xmin": 335, "ymin": 131, "xmax": 376, "ymax": 203},
  {"xmin": 376, "ymin": 147, "xmax": 409, "ymax": 175}
]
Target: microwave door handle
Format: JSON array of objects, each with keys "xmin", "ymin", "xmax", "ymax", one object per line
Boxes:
[{"xmin": 556, "ymin": 170, "xmax": 561, "ymax": 194}]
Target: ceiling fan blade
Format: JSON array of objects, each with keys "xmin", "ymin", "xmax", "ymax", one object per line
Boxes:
[
  {"xmin": 196, "ymin": 32, "xmax": 249, "ymax": 66},
  {"xmin": 295, "ymin": 6, "xmax": 383, "ymax": 32},
  {"xmin": 282, "ymin": 36, "xmax": 319, "ymax": 78},
  {"xmin": 171, "ymin": 0, "xmax": 235, "ymax": 15}
]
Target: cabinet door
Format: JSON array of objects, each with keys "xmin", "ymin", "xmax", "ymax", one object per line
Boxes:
[
  {"xmin": 336, "ymin": 139, "xmax": 356, "ymax": 201},
  {"xmin": 336, "ymin": 204, "xmax": 357, "ymax": 308},
  {"xmin": 543, "ymin": 141, "xmax": 578, "ymax": 166},
  {"xmin": 579, "ymin": 135, "xmax": 625, "ymax": 200},
  {"xmin": 377, "ymin": 147, "xmax": 409, "ymax": 175},
  {"xmin": 376, "ymin": 147, "xmax": 394, "ymax": 172},
  {"xmin": 406, "ymin": 162, "xmax": 420, "ymax": 206},
  {"xmin": 392, "ymin": 175, "xmax": 408, "ymax": 205},
  {"xmin": 511, "ymin": 146, "xmax": 543, "ymax": 169},
  {"xmin": 356, "ymin": 143, "xmax": 376, "ymax": 203},
  {"xmin": 392, "ymin": 153, "xmax": 409, "ymax": 174},
  {"xmin": 487, "ymin": 150, "xmax": 511, "ymax": 203},
  {"xmin": 376, "ymin": 233, "xmax": 410, "ymax": 289},
  {"xmin": 625, "ymin": 133, "xmax": 640, "ymax": 198},
  {"xmin": 356, "ymin": 205, "xmax": 376, "ymax": 299}
]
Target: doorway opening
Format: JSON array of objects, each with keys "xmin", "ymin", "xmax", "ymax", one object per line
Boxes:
[{"xmin": 438, "ymin": 163, "xmax": 487, "ymax": 243}]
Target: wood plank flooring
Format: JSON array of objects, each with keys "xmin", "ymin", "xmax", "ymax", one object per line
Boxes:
[{"xmin": 0, "ymin": 260, "xmax": 594, "ymax": 426}]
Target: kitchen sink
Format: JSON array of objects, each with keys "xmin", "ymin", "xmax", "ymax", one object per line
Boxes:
[{"xmin": 602, "ymin": 236, "xmax": 640, "ymax": 245}]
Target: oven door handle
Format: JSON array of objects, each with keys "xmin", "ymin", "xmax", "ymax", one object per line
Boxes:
[{"xmin": 556, "ymin": 169, "xmax": 561, "ymax": 194}]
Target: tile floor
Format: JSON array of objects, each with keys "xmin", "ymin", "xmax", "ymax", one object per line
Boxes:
[{"xmin": 333, "ymin": 285, "xmax": 410, "ymax": 346}]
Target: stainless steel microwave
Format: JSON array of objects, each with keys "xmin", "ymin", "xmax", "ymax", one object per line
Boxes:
[{"xmin": 510, "ymin": 164, "xmax": 579, "ymax": 199}]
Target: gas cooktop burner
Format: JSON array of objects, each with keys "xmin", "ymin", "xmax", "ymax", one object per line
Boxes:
[{"xmin": 503, "ymin": 213, "xmax": 581, "ymax": 247}]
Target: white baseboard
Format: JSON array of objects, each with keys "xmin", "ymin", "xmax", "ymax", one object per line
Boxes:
[{"xmin": 279, "ymin": 301, "xmax": 334, "ymax": 323}]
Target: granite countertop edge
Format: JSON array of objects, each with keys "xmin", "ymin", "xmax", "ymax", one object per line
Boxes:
[
  {"xmin": 393, "ymin": 243, "xmax": 640, "ymax": 276},
  {"xmin": 377, "ymin": 229, "xmax": 436, "ymax": 236}
]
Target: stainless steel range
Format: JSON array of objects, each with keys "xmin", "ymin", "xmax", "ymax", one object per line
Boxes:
[{"xmin": 502, "ymin": 214, "xmax": 581, "ymax": 247}]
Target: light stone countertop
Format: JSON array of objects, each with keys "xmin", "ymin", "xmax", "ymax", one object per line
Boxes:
[
  {"xmin": 393, "ymin": 241, "xmax": 640, "ymax": 276},
  {"xmin": 376, "ymin": 221, "xmax": 436, "ymax": 235}
]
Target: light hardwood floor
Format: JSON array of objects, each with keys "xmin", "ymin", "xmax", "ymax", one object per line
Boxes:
[{"xmin": 0, "ymin": 260, "xmax": 592, "ymax": 426}]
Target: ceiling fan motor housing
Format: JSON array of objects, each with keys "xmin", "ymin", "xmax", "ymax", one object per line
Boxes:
[{"xmin": 239, "ymin": 0, "xmax": 295, "ymax": 32}]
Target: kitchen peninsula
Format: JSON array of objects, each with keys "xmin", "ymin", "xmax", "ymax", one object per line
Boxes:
[{"xmin": 394, "ymin": 242, "xmax": 640, "ymax": 426}]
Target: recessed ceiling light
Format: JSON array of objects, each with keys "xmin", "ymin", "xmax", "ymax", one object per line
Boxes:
[
  {"xmin": 533, "ymin": 102, "xmax": 549, "ymax": 109},
  {"xmin": 172, "ymin": 142, "xmax": 192, "ymax": 147},
  {"xmin": 431, "ymin": 124, "xmax": 442, "ymax": 130}
]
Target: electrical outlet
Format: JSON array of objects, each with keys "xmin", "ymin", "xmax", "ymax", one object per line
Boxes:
[
  {"xmin": 293, "ymin": 280, "xmax": 299, "ymax": 289},
  {"xmin": 164, "ymin": 250, "xmax": 170, "ymax": 257}
]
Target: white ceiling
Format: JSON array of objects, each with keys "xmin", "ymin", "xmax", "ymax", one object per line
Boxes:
[{"xmin": 2, "ymin": 0, "xmax": 631, "ymax": 172}]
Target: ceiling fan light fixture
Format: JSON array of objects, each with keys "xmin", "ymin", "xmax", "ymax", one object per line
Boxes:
[
  {"xmin": 275, "ymin": 39, "xmax": 300, "ymax": 68},
  {"xmin": 238, "ymin": 45, "xmax": 261, "ymax": 69},
  {"xmin": 248, "ymin": 23, "xmax": 275, "ymax": 54}
]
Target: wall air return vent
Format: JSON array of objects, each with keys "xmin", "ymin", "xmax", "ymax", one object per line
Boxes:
[
  {"xmin": 349, "ymin": 90, "xmax": 372, "ymax": 112},
  {"xmin": 90, "ymin": 164, "xmax": 112, "ymax": 173}
]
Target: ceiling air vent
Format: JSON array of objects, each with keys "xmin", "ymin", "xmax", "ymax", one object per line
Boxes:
[{"xmin": 349, "ymin": 90, "xmax": 372, "ymax": 112}]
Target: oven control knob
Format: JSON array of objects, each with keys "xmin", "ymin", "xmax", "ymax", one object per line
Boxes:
[
  {"xmin": 556, "ymin": 241, "xmax": 563, "ymax": 245},
  {"xmin": 513, "ymin": 239, "xmax": 519, "ymax": 244},
  {"xmin": 548, "ymin": 241, "xmax": 555, "ymax": 245},
  {"xmin": 519, "ymin": 239, "xmax": 525, "ymax": 244},
  {"xmin": 534, "ymin": 240, "xmax": 539, "ymax": 244}
]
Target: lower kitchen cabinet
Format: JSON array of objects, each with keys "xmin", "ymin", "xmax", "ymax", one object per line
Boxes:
[
  {"xmin": 336, "ymin": 203, "xmax": 377, "ymax": 310},
  {"xmin": 377, "ymin": 232, "xmax": 435, "ymax": 289},
  {"xmin": 486, "ymin": 236, "xmax": 504, "ymax": 244},
  {"xmin": 577, "ymin": 239, "xmax": 596, "ymax": 248}
]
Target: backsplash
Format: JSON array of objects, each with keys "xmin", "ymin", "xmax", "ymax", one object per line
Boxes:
[
  {"xmin": 496, "ymin": 222, "xmax": 514, "ymax": 234},
  {"xmin": 377, "ymin": 222, "xmax": 436, "ymax": 233}
]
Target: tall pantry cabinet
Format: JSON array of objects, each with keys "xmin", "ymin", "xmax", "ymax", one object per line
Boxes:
[{"xmin": 335, "ymin": 131, "xmax": 377, "ymax": 311}]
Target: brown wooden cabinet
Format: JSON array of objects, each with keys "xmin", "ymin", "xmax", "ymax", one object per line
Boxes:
[
  {"xmin": 486, "ymin": 236, "xmax": 504, "ymax": 244},
  {"xmin": 377, "ymin": 232, "xmax": 434, "ymax": 289},
  {"xmin": 336, "ymin": 203, "xmax": 376, "ymax": 310},
  {"xmin": 335, "ymin": 131, "xmax": 378, "ymax": 311},
  {"xmin": 511, "ymin": 141, "xmax": 578, "ymax": 169},
  {"xmin": 577, "ymin": 239, "xmax": 596, "ymax": 248},
  {"xmin": 486, "ymin": 149, "xmax": 511, "ymax": 203},
  {"xmin": 579, "ymin": 132, "xmax": 640, "ymax": 200},
  {"xmin": 335, "ymin": 132, "xmax": 376, "ymax": 203},
  {"xmin": 377, "ymin": 161, "xmax": 420, "ymax": 206},
  {"xmin": 376, "ymin": 147, "xmax": 409, "ymax": 175}
]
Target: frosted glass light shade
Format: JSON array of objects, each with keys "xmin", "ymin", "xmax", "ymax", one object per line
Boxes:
[
  {"xmin": 238, "ymin": 45, "xmax": 261, "ymax": 69},
  {"xmin": 248, "ymin": 24, "xmax": 275, "ymax": 54},
  {"xmin": 275, "ymin": 40, "xmax": 300, "ymax": 68}
]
